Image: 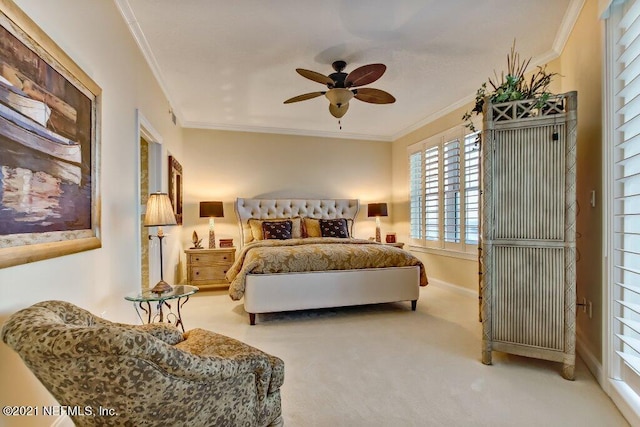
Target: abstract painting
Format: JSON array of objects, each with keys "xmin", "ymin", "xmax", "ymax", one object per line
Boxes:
[{"xmin": 0, "ymin": 0, "xmax": 101, "ymax": 268}]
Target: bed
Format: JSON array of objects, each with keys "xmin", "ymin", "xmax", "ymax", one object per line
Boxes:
[{"xmin": 228, "ymin": 198, "xmax": 428, "ymax": 324}]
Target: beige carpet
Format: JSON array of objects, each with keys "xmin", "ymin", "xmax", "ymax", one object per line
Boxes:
[{"xmin": 184, "ymin": 284, "xmax": 628, "ymax": 427}]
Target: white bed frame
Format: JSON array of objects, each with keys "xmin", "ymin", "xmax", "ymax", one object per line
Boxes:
[{"xmin": 235, "ymin": 198, "xmax": 420, "ymax": 325}]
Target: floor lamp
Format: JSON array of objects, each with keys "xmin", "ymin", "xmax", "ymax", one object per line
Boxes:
[
  {"xmin": 144, "ymin": 192, "xmax": 177, "ymax": 294},
  {"xmin": 200, "ymin": 201, "xmax": 224, "ymax": 248},
  {"xmin": 368, "ymin": 202, "xmax": 388, "ymax": 243}
]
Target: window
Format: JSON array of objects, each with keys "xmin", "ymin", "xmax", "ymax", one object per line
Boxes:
[
  {"xmin": 606, "ymin": 0, "xmax": 640, "ymax": 422},
  {"xmin": 464, "ymin": 132, "xmax": 480, "ymax": 245},
  {"xmin": 408, "ymin": 127, "xmax": 479, "ymax": 254}
]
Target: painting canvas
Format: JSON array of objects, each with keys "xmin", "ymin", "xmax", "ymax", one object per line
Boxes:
[{"xmin": 0, "ymin": 0, "xmax": 101, "ymax": 268}]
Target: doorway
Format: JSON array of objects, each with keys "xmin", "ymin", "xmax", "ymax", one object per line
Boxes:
[{"xmin": 137, "ymin": 111, "xmax": 162, "ymax": 291}]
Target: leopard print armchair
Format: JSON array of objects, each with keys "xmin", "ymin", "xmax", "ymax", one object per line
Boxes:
[{"xmin": 1, "ymin": 300, "xmax": 284, "ymax": 427}]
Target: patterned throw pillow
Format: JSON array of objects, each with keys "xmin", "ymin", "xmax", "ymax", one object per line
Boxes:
[
  {"xmin": 248, "ymin": 217, "xmax": 302, "ymax": 240},
  {"xmin": 262, "ymin": 220, "xmax": 292, "ymax": 240},
  {"xmin": 319, "ymin": 218, "xmax": 349, "ymax": 238}
]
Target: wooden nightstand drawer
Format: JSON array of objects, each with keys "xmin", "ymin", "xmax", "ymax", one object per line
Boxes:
[
  {"xmin": 188, "ymin": 252, "xmax": 233, "ymax": 265},
  {"xmin": 184, "ymin": 248, "xmax": 236, "ymax": 289},
  {"xmin": 190, "ymin": 266, "xmax": 228, "ymax": 282}
]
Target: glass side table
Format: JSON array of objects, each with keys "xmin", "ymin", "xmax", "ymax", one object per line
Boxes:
[{"xmin": 125, "ymin": 285, "xmax": 199, "ymax": 332}]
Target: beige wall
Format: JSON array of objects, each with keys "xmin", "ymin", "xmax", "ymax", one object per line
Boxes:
[
  {"xmin": 558, "ymin": 0, "xmax": 604, "ymax": 363},
  {"xmin": 0, "ymin": 1, "xmax": 184, "ymax": 425},
  {"xmin": 180, "ymin": 129, "xmax": 392, "ymax": 252}
]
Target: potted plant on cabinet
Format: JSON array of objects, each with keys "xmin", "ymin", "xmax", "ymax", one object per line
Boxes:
[{"xmin": 462, "ymin": 40, "xmax": 559, "ymax": 133}]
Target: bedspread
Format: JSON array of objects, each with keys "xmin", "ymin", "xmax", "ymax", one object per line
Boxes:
[{"xmin": 227, "ymin": 237, "xmax": 428, "ymax": 300}]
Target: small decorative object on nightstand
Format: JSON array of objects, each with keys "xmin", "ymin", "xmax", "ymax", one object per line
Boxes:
[
  {"xmin": 191, "ymin": 230, "xmax": 203, "ymax": 249},
  {"xmin": 368, "ymin": 202, "xmax": 388, "ymax": 243},
  {"xmin": 219, "ymin": 238, "xmax": 234, "ymax": 248},
  {"xmin": 200, "ymin": 201, "xmax": 224, "ymax": 248},
  {"xmin": 185, "ymin": 247, "xmax": 235, "ymax": 290},
  {"xmin": 385, "ymin": 232, "xmax": 396, "ymax": 243}
]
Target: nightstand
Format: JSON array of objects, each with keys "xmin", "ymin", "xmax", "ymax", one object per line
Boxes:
[{"xmin": 185, "ymin": 247, "xmax": 235, "ymax": 289}]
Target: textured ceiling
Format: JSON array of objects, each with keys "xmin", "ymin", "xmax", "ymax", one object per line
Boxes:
[{"xmin": 117, "ymin": 0, "xmax": 578, "ymax": 141}]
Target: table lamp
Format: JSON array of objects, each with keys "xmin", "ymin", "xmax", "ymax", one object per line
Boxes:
[
  {"xmin": 368, "ymin": 202, "xmax": 388, "ymax": 243},
  {"xmin": 144, "ymin": 192, "xmax": 177, "ymax": 294},
  {"xmin": 200, "ymin": 201, "xmax": 224, "ymax": 248}
]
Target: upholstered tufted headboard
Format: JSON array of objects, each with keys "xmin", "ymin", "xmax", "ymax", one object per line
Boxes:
[{"xmin": 235, "ymin": 198, "xmax": 360, "ymax": 246}]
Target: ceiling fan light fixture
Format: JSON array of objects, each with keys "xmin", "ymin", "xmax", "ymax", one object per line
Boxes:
[
  {"xmin": 329, "ymin": 102, "xmax": 349, "ymax": 118},
  {"xmin": 286, "ymin": 61, "xmax": 394, "ymax": 126},
  {"xmin": 325, "ymin": 88, "xmax": 354, "ymax": 107}
]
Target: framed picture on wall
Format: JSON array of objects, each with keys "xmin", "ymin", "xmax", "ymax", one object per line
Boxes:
[
  {"xmin": 0, "ymin": 0, "xmax": 102, "ymax": 268},
  {"xmin": 168, "ymin": 155, "xmax": 183, "ymax": 225}
]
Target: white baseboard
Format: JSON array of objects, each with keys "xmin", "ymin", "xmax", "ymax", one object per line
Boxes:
[
  {"xmin": 428, "ymin": 278, "xmax": 478, "ymax": 298},
  {"xmin": 608, "ymin": 379, "xmax": 640, "ymax": 427},
  {"xmin": 576, "ymin": 329, "xmax": 605, "ymax": 386}
]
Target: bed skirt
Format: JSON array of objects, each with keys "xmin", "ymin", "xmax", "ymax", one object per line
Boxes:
[{"xmin": 244, "ymin": 265, "xmax": 420, "ymax": 324}]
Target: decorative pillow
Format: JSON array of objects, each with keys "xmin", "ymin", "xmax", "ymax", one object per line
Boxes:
[
  {"xmin": 319, "ymin": 218, "xmax": 349, "ymax": 238},
  {"xmin": 302, "ymin": 217, "xmax": 322, "ymax": 238},
  {"xmin": 248, "ymin": 217, "xmax": 302, "ymax": 241},
  {"xmin": 262, "ymin": 220, "xmax": 292, "ymax": 240}
]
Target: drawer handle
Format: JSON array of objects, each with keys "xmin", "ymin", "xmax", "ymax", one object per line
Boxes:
[
  {"xmin": 223, "ymin": 270, "xmax": 227, "ymax": 274},
  {"xmin": 223, "ymin": 256, "xmax": 227, "ymax": 260},
  {"xmin": 195, "ymin": 272, "xmax": 200, "ymax": 276},
  {"xmin": 195, "ymin": 258, "xmax": 200, "ymax": 261}
]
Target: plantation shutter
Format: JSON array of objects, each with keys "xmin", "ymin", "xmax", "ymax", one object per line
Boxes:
[
  {"xmin": 409, "ymin": 151, "xmax": 423, "ymax": 239},
  {"xmin": 425, "ymin": 145, "xmax": 440, "ymax": 241},
  {"xmin": 613, "ymin": 0, "xmax": 640, "ymax": 398},
  {"xmin": 407, "ymin": 127, "xmax": 480, "ymax": 252},
  {"xmin": 443, "ymin": 139, "xmax": 461, "ymax": 243},
  {"xmin": 464, "ymin": 133, "xmax": 480, "ymax": 245}
]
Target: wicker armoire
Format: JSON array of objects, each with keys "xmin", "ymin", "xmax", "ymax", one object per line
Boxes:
[{"xmin": 480, "ymin": 91, "xmax": 577, "ymax": 380}]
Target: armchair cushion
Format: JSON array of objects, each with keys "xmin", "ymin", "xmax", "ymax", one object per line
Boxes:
[{"xmin": 176, "ymin": 328, "xmax": 285, "ymax": 394}]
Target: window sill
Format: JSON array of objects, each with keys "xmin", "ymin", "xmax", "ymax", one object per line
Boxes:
[{"xmin": 407, "ymin": 245, "xmax": 478, "ymax": 261}]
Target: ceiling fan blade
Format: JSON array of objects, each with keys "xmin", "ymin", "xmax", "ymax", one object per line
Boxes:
[
  {"xmin": 345, "ymin": 64, "xmax": 386, "ymax": 88},
  {"xmin": 284, "ymin": 91, "xmax": 325, "ymax": 104},
  {"xmin": 329, "ymin": 102, "xmax": 349, "ymax": 118},
  {"xmin": 354, "ymin": 88, "xmax": 396, "ymax": 104},
  {"xmin": 296, "ymin": 68, "xmax": 334, "ymax": 86}
]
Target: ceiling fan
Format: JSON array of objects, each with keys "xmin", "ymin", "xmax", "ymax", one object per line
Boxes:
[{"xmin": 284, "ymin": 60, "xmax": 396, "ymax": 122}]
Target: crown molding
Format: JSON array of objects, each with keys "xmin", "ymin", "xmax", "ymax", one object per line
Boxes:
[
  {"xmin": 393, "ymin": 0, "xmax": 584, "ymax": 141},
  {"xmin": 116, "ymin": 0, "xmax": 584, "ymax": 144},
  {"xmin": 392, "ymin": 93, "xmax": 475, "ymax": 141},
  {"xmin": 114, "ymin": 0, "xmax": 183, "ymax": 126},
  {"xmin": 183, "ymin": 121, "xmax": 392, "ymax": 142},
  {"xmin": 553, "ymin": 0, "xmax": 587, "ymax": 55}
]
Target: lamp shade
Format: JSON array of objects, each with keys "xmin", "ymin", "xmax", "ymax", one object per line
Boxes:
[
  {"xmin": 144, "ymin": 193, "xmax": 177, "ymax": 227},
  {"xmin": 200, "ymin": 201, "xmax": 224, "ymax": 218},
  {"xmin": 368, "ymin": 203, "xmax": 388, "ymax": 217}
]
